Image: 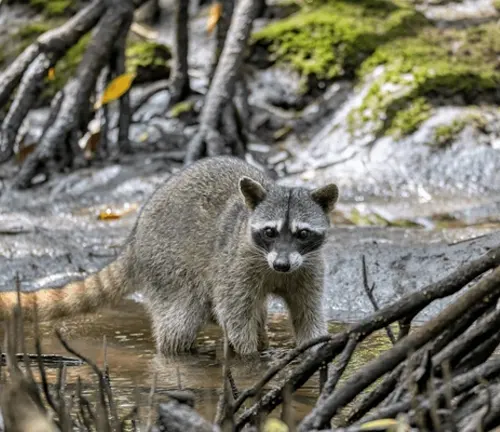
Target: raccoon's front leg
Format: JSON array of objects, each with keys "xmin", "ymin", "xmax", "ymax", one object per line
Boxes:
[
  {"xmin": 257, "ymin": 303, "xmax": 269, "ymax": 351},
  {"xmin": 214, "ymin": 287, "xmax": 263, "ymax": 356},
  {"xmin": 283, "ymin": 286, "xmax": 328, "ymax": 347}
]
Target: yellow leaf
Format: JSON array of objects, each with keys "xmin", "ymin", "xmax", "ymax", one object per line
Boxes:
[
  {"xmin": 207, "ymin": 2, "xmax": 222, "ymax": 34},
  {"xmin": 98, "ymin": 203, "xmax": 138, "ymax": 221},
  {"xmin": 94, "ymin": 72, "xmax": 136, "ymax": 110},
  {"xmin": 359, "ymin": 418, "xmax": 399, "ymax": 431},
  {"xmin": 263, "ymin": 418, "xmax": 289, "ymax": 432},
  {"xmin": 47, "ymin": 67, "xmax": 55, "ymax": 80}
]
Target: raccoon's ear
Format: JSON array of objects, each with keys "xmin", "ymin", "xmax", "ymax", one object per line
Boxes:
[
  {"xmin": 311, "ymin": 183, "xmax": 339, "ymax": 213},
  {"xmin": 239, "ymin": 176, "xmax": 267, "ymax": 210}
]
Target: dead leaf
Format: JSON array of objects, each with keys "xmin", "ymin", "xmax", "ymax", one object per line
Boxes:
[
  {"xmin": 94, "ymin": 72, "xmax": 136, "ymax": 110},
  {"xmin": 79, "ymin": 118, "xmax": 101, "ymax": 160},
  {"xmin": 98, "ymin": 203, "xmax": 139, "ymax": 221},
  {"xmin": 207, "ymin": 2, "xmax": 222, "ymax": 34},
  {"xmin": 15, "ymin": 143, "xmax": 36, "ymax": 164},
  {"xmin": 47, "ymin": 67, "xmax": 55, "ymax": 80}
]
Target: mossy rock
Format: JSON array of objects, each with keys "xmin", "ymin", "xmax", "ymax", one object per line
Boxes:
[
  {"xmin": 348, "ymin": 22, "xmax": 500, "ymax": 138},
  {"xmin": 125, "ymin": 40, "xmax": 171, "ymax": 84},
  {"xmin": 432, "ymin": 120, "xmax": 466, "ymax": 148},
  {"xmin": 251, "ymin": 0, "xmax": 427, "ymax": 92},
  {"xmin": 430, "ymin": 111, "xmax": 489, "ymax": 148}
]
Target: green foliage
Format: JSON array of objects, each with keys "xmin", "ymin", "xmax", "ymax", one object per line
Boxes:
[
  {"xmin": 349, "ymin": 22, "xmax": 500, "ymax": 138},
  {"xmin": 252, "ymin": 0, "xmax": 426, "ymax": 83}
]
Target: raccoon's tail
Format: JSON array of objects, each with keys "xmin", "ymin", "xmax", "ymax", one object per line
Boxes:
[{"xmin": 0, "ymin": 254, "xmax": 134, "ymax": 322}]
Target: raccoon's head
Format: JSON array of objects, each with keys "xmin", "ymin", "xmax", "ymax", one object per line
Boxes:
[{"xmin": 239, "ymin": 176, "xmax": 339, "ymax": 273}]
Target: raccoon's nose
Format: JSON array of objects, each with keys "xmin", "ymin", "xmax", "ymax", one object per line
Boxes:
[{"xmin": 273, "ymin": 258, "xmax": 291, "ymax": 273}]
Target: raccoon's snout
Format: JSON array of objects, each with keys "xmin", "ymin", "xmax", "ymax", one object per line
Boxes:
[
  {"xmin": 267, "ymin": 251, "xmax": 303, "ymax": 273},
  {"xmin": 273, "ymin": 258, "xmax": 291, "ymax": 272}
]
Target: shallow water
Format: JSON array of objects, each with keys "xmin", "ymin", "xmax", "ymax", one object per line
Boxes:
[{"xmin": 0, "ymin": 298, "xmax": 394, "ymax": 424}]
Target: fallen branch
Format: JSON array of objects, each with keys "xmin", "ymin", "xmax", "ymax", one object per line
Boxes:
[{"xmin": 361, "ymin": 255, "xmax": 396, "ymax": 344}]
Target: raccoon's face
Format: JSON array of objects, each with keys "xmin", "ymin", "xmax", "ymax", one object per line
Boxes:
[{"xmin": 239, "ymin": 177, "xmax": 339, "ymax": 273}]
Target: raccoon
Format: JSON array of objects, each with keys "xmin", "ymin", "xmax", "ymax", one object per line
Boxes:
[{"xmin": 0, "ymin": 156, "xmax": 338, "ymax": 356}]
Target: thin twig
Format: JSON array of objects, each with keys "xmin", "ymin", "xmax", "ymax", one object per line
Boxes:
[
  {"xmin": 361, "ymin": 255, "xmax": 396, "ymax": 344},
  {"xmin": 233, "ymin": 334, "xmax": 332, "ymax": 412},
  {"xmin": 319, "ymin": 335, "xmax": 358, "ymax": 400},
  {"xmin": 145, "ymin": 372, "xmax": 157, "ymax": 432}
]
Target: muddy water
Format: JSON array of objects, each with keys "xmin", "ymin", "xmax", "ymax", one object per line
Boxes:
[{"xmin": 1, "ymin": 298, "xmax": 393, "ymax": 424}]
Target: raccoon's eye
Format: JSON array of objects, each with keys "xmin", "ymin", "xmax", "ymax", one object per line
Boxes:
[
  {"xmin": 263, "ymin": 227, "xmax": 278, "ymax": 238},
  {"xmin": 297, "ymin": 229, "xmax": 311, "ymax": 240}
]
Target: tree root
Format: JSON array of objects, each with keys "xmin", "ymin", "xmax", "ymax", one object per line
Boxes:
[
  {"xmin": 0, "ymin": 0, "xmax": 106, "ymax": 110},
  {"xmin": 185, "ymin": 0, "xmax": 260, "ymax": 165},
  {"xmin": 235, "ymin": 246, "xmax": 500, "ymax": 430},
  {"xmin": 0, "ymin": 54, "xmax": 51, "ymax": 162},
  {"xmin": 11, "ymin": 0, "xmax": 140, "ymax": 188},
  {"xmin": 167, "ymin": 0, "xmax": 191, "ymax": 109}
]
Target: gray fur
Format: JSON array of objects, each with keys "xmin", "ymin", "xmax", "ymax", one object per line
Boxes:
[{"xmin": 123, "ymin": 156, "xmax": 339, "ymax": 356}]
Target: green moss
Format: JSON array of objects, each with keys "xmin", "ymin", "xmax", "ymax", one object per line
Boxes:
[
  {"xmin": 252, "ymin": 0, "xmax": 426, "ymax": 85},
  {"xmin": 14, "ymin": 21, "xmax": 58, "ymax": 55},
  {"xmin": 40, "ymin": 32, "xmax": 91, "ymax": 102},
  {"xmin": 125, "ymin": 40, "xmax": 171, "ymax": 82},
  {"xmin": 29, "ymin": 0, "xmax": 75, "ymax": 17},
  {"xmin": 430, "ymin": 111, "xmax": 488, "ymax": 148},
  {"xmin": 349, "ymin": 22, "xmax": 500, "ymax": 138},
  {"xmin": 433, "ymin": 120, "xmax": 466, "ymax": 148},
  {"xmin": 387, "ymin": 97, "xmax": 432, "ymax": 137},
  {"xmin": 168, "ymin": 100, "xmax": 194, "ymax": 118}
]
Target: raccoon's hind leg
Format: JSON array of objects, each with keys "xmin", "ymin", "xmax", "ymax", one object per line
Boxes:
[{"xmin": 149, "ymin": 297, "xmax": 210, "ymax": 356}]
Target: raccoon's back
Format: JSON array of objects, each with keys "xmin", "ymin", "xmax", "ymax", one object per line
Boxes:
[{"xmin": 130, "ymin": 157, "xmax": 270, "ymax": 277}]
